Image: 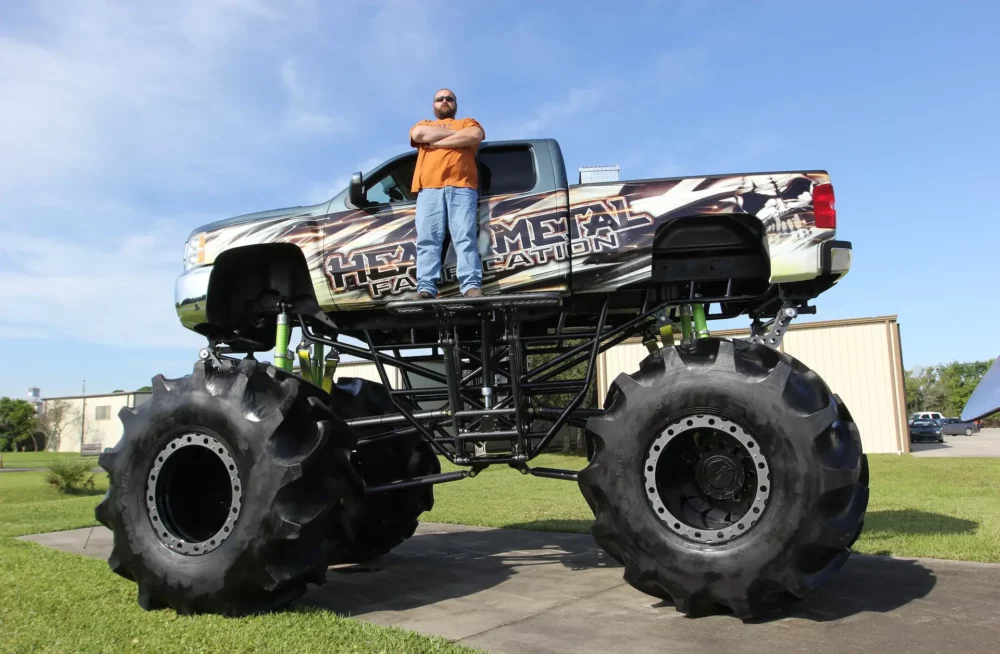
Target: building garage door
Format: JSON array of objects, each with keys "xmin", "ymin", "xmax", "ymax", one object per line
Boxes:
[{"xmin": 596, "ymin": 316, "xmax": 908, "ymax": 455}]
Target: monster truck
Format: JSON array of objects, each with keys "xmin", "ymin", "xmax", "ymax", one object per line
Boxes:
[{"xmin": 96, "ymin": 138, "xmax": 868, "ymax": 619}]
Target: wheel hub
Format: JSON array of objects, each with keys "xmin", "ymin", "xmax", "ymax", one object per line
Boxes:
[
  {"xmin": 695, "ymin": 452, "xmax": 746, "ymax": 500},
  {"xmin": 147, "ymin": 433, "xmax": 242, "ymax": 556},
  {"xmin": 644, "ymin": 414, "xmax": 770, "ymax": 545}
]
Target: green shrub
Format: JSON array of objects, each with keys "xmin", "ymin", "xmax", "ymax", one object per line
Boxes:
[{"xmin": 45, "ymin": 457, "xmax": 97, "ymax": 494}]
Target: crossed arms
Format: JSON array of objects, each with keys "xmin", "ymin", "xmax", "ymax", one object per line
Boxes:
[{"xmin": 410, "ymin": 124, "xmax": 484, "ymax": 149}]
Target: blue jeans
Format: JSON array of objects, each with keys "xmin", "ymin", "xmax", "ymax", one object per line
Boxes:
[{"xmin": 415, "ymin": 186, "xmax": 482, "ymax": 296}]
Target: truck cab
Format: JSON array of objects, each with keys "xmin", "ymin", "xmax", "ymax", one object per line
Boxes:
[{"xmin": 323, "ymin": 139, "xmax": 572, "ymax": 309}]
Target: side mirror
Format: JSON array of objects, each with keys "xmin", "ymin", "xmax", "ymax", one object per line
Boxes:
[{"xmin": 348, "ymin": 172, "xmax": 365, "ymax": 207}]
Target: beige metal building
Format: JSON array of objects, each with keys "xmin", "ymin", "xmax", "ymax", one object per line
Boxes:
[
  {"xmin": 41, "ymin": 391, "xmax": 151, "ymax": 454},
  {"xmin": 597, "ymin": 315, "xmax": 908, "ymax": 454}
]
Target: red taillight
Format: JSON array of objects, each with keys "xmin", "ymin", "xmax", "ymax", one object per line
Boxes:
[{"xmin": 813, "ymin": 183, "xmax": 836, "ymax": 229}]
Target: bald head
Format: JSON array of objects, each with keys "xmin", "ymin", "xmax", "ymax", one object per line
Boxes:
[{"xmin": 433, "ymin": 88, "xmax": 457, "ymax": 119}]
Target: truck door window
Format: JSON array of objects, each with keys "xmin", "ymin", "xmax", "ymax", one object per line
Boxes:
[
  {"xmin": 479, "ymin": 147, "xmax": 536, "ymax": 196},
  {"xmin": 365, "ymin": 155, "xmax": 417, "ymax": 206}
]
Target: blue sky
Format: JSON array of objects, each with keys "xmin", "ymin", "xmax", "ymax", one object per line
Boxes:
[{"xmin": 1, "ymin": 0, "xmax": 997, "ymax": 400}]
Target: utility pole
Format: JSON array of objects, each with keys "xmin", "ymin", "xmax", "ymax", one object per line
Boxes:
[{"xmin": 81, "ymin": 380, "xmax": 87, "ymax": 451}]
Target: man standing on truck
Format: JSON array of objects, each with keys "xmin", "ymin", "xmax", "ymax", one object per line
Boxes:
[{"xmin": 409, "ymin": 88, "xmax": 486, "ymax": 298}]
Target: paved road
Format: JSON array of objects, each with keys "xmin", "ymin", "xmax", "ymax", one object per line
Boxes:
[
  {"xmin": 910, "ymin": 428, "xmax": 1000, "ymax": 457},
  {"xmin": 20, "ymin": 522, "xmax": 1000, "ymax": 653}
]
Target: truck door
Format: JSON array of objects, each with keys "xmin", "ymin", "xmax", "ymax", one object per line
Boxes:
[
  {"xmin": 321, "ymin": 152, "xmax": 421, "ymax": 310},
  {"xmin": 322, "ymin": 142, "xmax": 571, "ymax": 310},
  {"xmin": 466, "ymin": 142, "xmax": 571, "ymax": 295}
]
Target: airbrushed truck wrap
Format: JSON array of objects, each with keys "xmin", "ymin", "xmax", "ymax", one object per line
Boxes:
[
  {"xmin": 105, "ymin": 138, "xmax": 866, "ymax": 622},
  {"xmin": 176, "ymin": 143, "xmax": 845, "ymax": 330}
]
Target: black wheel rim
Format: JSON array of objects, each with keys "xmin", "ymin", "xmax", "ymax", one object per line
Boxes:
[
  {"xmin": 644, "ymin": 414, "xmax": 771, "ymax": 544},
  {"xmin": 147, "ymin": 433, "xmax": 242, "ymax": 555}
]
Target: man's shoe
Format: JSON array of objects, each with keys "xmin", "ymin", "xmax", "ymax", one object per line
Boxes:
[
  {"xmin": 463, "ymin": 287, "xmax": 484, "ymax": 298},
  {"xmin": 417, "ymin": 291, "xmax": 434, "ymax": 299}
]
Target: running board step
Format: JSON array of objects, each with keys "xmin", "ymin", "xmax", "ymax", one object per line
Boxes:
[{"xmin": 386, "ymin": 293, "xmax": 563, "ymax": 316}]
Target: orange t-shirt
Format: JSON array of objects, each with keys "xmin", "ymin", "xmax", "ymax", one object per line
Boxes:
[{"xmin": 409, "ymin": 117, "xmax": 485, "ymax": 194}]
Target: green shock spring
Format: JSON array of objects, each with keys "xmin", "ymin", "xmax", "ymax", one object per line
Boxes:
[
  {"xmin": 680, "ymin": 305, "xmax": 693, "ymax": 343},
  {"xmin": 692, "ymin": 303, "xmax": 710, "ymax": 339},
  {"xmin": 274, "ymin": 311, "xmax": 291, "ymax": 371},
  {"xmin": 311, "ymin": 343, "xmax": 325, "ymax": 387}
]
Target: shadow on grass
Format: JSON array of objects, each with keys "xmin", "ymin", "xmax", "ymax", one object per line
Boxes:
[
  {"xmin": 501, "ymin": 519, "xmax": 592, "ymax": 534},
  {"xmin": 864, "ymin": 510, "xmax": 978, "ymax": 536},
  {"xmin": 909, "ymin": 441, "xmax": 950, "ymax": 452},
  {"xmin": 53, "ymin": 488, "xmax": 106, "ymax": 498},
  {"xmin": 534, "ymin": 449, "xmax": 588, "ymax": 459}
]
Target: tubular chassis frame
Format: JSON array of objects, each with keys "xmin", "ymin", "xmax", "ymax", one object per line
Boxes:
[{"xmin": 204, "ymin": 286, "xmax": 807, "ymax": 496}]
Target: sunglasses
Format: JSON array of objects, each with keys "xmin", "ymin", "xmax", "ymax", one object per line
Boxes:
[{"xmin": 435, "ymin": 96, "xmax": 455, "ymax": 103}]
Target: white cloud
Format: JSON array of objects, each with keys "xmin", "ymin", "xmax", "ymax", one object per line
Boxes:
[
  {"xmin": 0, "ymin": 326, "xmax": 48, "ymax": 340},
  {"xmin": 366, "ymin": 0, "xmax": 454, "ymax": 95},
  {"xmin": 303, "ymin": 152, "xmax": 401, "ymax": 204},
  {"xmin": 522, "ymin": 88, "xmax": 604, "ymax": 135},
  {"xmin": 0, "ymin": 224, "xmax": 206, "ymax": 350},
  {"xmin": 0, "ymin": 1, "xmax": 332, "ymax": 224},
  {"xmin": 281, "ymin": 58, "xmax": 345, "ymax": 136},
  {"xmin": 0, "ymin": 0, "xmax": 456, "ymax": 225}
]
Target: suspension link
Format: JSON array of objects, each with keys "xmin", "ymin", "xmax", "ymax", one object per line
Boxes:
[{"xmin": 748, "ymin": 303, "xmax": 798, "ymax": 350}]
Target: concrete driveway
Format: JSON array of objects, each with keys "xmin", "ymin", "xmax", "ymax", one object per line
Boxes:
[
  {"xmin": 21, "ymin": 522, "xmax": 1000, "ymax": 653},
  {"xmin": 910, "ymin": 428, "xmax": 1000, "ymax": 457}
]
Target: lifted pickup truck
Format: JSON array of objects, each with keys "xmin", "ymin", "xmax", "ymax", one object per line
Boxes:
[
  {"xmin": 175, "ymin": 139, "xmax": 852, "ymax": 343},
  {"xmin": 98, "ymin": 138, "xmax": 867, "ymax": 622}
]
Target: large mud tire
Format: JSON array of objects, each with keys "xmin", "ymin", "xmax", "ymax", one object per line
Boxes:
[
  {"xmin": 327, "ymin": 378, "xmax": 440, "ymax": 564},
  {"xmin": 95, "ymin": 358, "xmax": 363, "ymax": 616},
  {"xmin": 578, "ymin": 338, "xmax": 869, "ymax": 619}
]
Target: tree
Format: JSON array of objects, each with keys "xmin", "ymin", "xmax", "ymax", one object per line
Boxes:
[
  {"xmin": 904, "ymin": 358, "xmax": 998, "ymax": 424},
  {"xmin": 0, "ymin": 397, "xmax": 40, "ymax": 452},
  {"xmin": 903, "ymin": 369, "xmax": 925, "ymax": 415},
  {"xmin": 903, "ymin": 365, "xmax": 943, "ymax": 415},
  {"xmin": 937, "ymin": 360, "xmax": 994, "ymax": 417},
  {"xmin": 38, "ymin": 400, "xmax": 73, "ymax": 452}
]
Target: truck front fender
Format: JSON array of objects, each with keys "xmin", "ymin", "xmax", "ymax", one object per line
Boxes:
[{"xmin": 175, "ymin": 243, "xmax": 318, "ymax": 350}]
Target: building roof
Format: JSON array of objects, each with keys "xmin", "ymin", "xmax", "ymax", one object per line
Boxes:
[
  {"xmin": 623, "ymin": 314, "xmax": 899, "ymax": 343},
  {"xmin": 42, "ymin": 390, "xmax": 153, "ymax": 402}
]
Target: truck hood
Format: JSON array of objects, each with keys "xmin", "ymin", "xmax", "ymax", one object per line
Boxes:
[{"xmin": 187, "ymin": 201, "xmax": 330, "ymax": 240}]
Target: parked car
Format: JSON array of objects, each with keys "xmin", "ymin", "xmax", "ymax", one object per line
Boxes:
[
  {"xmin": 909, "ymin": 418, "xmax": 945, "ymax": 443},
  {"xmin": 939, "ymin": 417, "xmax": 980, "ymax": 436},
  {"xmin": 909, "ymin": 411, "xmax": 943, "ymax": 425}
]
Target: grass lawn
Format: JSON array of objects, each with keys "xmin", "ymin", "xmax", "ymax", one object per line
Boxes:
[
  {"xmin": 0, "ymin": 472, "xmax": 478, "ymax": 653},
  {"xmin": 0, "ymin": 451, "xmax": 85, "ymax": 469},
  {"xmin": 425, "ymin": 453, "xmax": 1000, "ymax": 563},
  {"xmin": 1, "ymin": 452, "xmax": 998, "ymax": 651}
]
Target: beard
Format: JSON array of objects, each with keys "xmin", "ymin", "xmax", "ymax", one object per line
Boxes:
[{"xmin": 434, "ymin": 105, "xmax": 456, "ymax": 119}]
